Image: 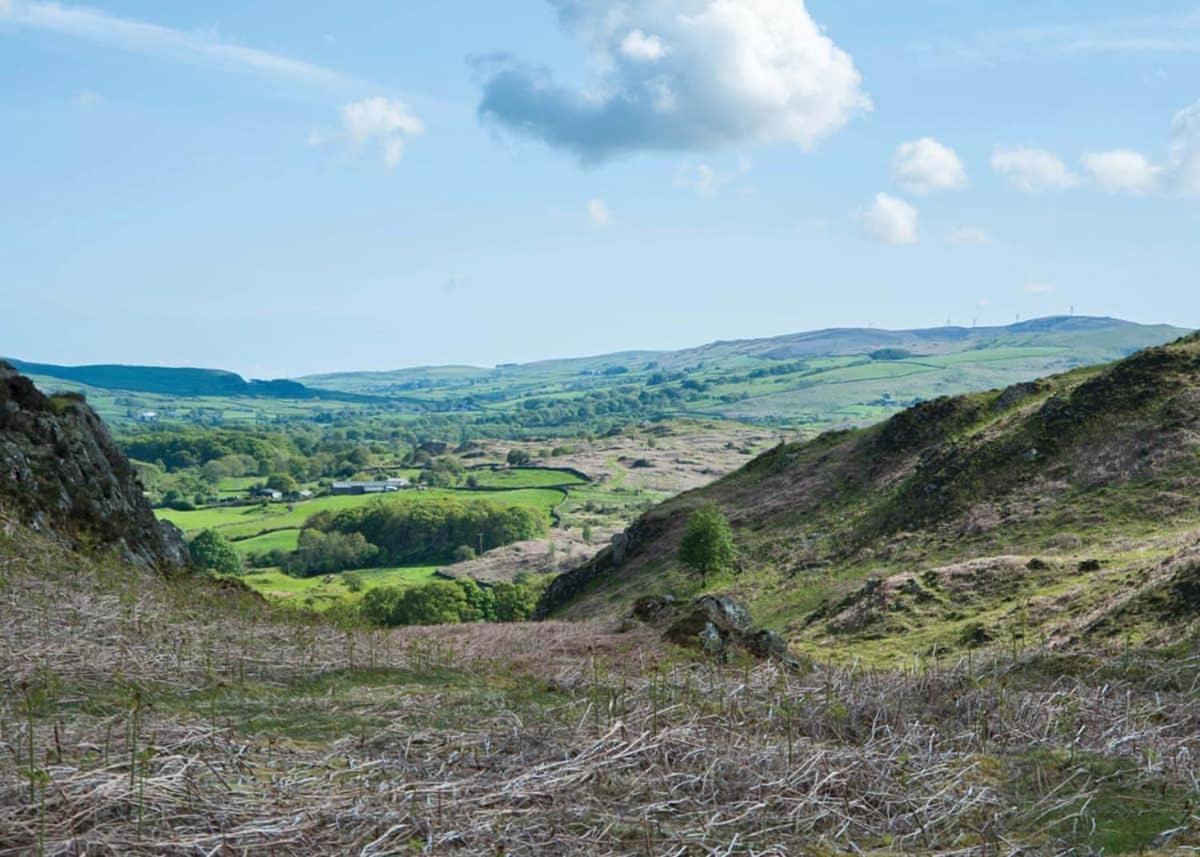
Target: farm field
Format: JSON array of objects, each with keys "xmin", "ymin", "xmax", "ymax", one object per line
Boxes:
[
  {"xmin": 159, "ymin": 486, "xmax": 566, "ymax": 552},
  {"xmin": 239, "ymin": 565, "xmax": 442, "ymax": 611}
]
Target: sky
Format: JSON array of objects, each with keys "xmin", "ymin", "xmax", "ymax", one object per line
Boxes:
[{"xmin": 2, "ymin": 0, "xmax": 1200, "ymax": 378}]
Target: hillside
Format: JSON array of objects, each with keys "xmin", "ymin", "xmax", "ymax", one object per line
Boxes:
[
  {"xmin": 543, "ymin": 332, "xmax": 1200, "ymax": 664},
  {"xmin": 5, "ymin": 359, "xmax": 1200, "ymax": 852},
  {"xmin": 302, "ymin": 315, "xmax": 1189, "ymax": 429}
]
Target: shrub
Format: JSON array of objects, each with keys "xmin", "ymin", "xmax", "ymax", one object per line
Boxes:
[
  {"xmin": 452, "ymin": 545, "xmax": 477, "ymax": 563},
  {"xmin": 188, "ymin": 529, "xmax": 243, "ymax": 575}
]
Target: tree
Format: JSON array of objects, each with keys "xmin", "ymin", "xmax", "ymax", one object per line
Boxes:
[
  {"xmin": 266, "ymin": 473, "xmax": 299, "ymax": 494},
  {"xmin": 189, "ymin": 529, "xmax": 243, "ymax": 575},
  {"xmin": 506, "ymin": 449, "xmax": 531, "ymax": 466},
  {"xmin": 452, "ymin": 545, "xmax": 476, "ymax": 564},
  {"xmin": 678, "ymin": 505, "xmax": 735, "ymax": 584},
  {"xmin": 492, "ymin": 581, "xmax": 538, "ymax": 622}
]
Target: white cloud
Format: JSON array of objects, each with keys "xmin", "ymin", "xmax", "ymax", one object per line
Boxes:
[
  {"xmin": 674, "ymin": 156, "xmax": 751, "ymax": 196},
  {"xmin": 620, "ymin": 29, "xmax": 668, "ymax": 61},
  {"xmin": 0, "ymin": 0, "xmax": 354, "ymax": 89},
  {"xmin": 861, "ymin": 193, "xmax": 919, "ymax": 246},
  {"xmin": 341, "ymin": 97, "xmax": 424, "ymax": 168},
  {"xmin": 1167, "ymin": 100, "xmax": 1200, "ymax": 194},
  {"xmin": 891, "ymin": 137, "xmax": 968, "ymax": 194},
  {"xmin": 478, "ymin": 0, "xmax": 871, "ymax": 162},
  {"xmin": 990, "ymin": 146, "xmax": 1079, "ymax": 192},
  {"xmin": 1082, "ymin": 149, "xmax": 1162, "ymax": 194},
  {"xmin": 948, "ymin": 226, "xmax": 990, "ymax": 245},
  {"xmin": 1023, "ymin": 281, "xmax": 1057, "ymax": 295},
  {"xmin": 587, "ymin": 198, "xmax": 612, "ymax": 227}
]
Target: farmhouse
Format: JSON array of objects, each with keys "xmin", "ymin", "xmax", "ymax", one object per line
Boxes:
[
  {"xmin": 330, "ymin": 477, "xmax": 411, "ymax": 496},
  {"xmin": 249, "ymin": 487, "xmax": 283, "ymax": 501}
]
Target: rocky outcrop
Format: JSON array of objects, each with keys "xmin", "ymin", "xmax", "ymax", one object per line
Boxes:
[
  {"xmin": 0, "ymin": 362, "xmax": 188, "ymax": 571},
  {"xmin": 635, "ymin": 594, "xmax": 802, "ymax": 667}
]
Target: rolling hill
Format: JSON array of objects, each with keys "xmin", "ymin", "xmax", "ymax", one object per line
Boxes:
[
  {"xmin": 541, "ymin": 330, "xmax": 1200, "ymax": 665},
  {"xmin": 303, "ymin": 315, "xmax": 1189, "ymax": 429}
]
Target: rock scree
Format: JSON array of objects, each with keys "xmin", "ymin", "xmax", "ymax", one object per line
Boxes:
[{"xmin": 0, "ymin": 361, "xmax": 188, "ymax": 571}]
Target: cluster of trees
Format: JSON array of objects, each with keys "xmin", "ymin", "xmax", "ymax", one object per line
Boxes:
[
  {"xmin": 282, "ymin": 530, "xmax": 379, "ymax": 577},
  {"xmin": 359, "ymin": 577, "xmax": 540, "ymax": 627},
  {"xmin": 300, "ymin": 496, "xmax": 546, "ymax": 569}
]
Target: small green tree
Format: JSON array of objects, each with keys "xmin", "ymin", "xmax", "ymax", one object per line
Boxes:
[
  {"xmin": 188, "ymin": 529, "xmax": 243, "ymax": 575},
  {"xmin": 678, "ymin": 504, "xmax": 735, "ymax": 584},
  {"xmin": 506, "ymin": 449, "xmax": 531, "ymax": 466},
  {"xmin": 452, "ymin": 545, "xmax": 477, "ymax": 564},
  {"xmin": 266, "ymin": 473, "xmax": 299, "ymax": 494}
]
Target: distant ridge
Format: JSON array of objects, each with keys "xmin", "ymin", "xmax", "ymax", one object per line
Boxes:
[{"xmin": 2, "ymin": 358, "xmax": 372, "ymax": 402}]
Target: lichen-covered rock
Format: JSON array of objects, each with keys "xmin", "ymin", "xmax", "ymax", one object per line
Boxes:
[{"xmin": 0, "ymin": 362, "xmax": 188, "ymax": 572}]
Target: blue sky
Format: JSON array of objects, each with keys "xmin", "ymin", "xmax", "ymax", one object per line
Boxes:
[{"xmin": 2, "ymin": 0, "xmax": 1199, "ymax": 378}]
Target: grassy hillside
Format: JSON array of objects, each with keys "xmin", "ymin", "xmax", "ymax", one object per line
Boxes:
[
  {"xmin": 14, "ymin": 317, "xmax": 1188, "ymax": 437},
  {"xmin": 302, "ymin": 315, "xmax": 1189, "ymax": 431},
  {"xmin": 5, "ymin": 515, "xmax": 1200, "ymax": 854},
  {"xmin": 545, "ymin": 332, "xmax": 1200, "ymax": 666}
]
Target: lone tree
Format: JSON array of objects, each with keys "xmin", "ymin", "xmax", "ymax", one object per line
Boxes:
[
  {"xmin": 188, "ymin": 529, "xmax": 243, "ymax": 575},
  {"xmin": 678, "ymin": 504, "xmax": 735, "ymax": 584}
]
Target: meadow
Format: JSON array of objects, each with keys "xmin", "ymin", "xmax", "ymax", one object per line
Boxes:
[{"xmin": 159, "ymin": 485, "xmax": 566, "ymax": 546}]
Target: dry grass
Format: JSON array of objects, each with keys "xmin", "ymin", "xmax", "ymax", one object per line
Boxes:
[{"xmin": 3, "ymin": 525, "xmax": 1200, "ymax": 854}]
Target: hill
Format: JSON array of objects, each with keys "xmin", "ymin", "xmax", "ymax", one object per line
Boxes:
[
  {"xmin": 5, "ymin": 359, "xmax": 1200, "ymax": 852},
  {"xmin": 541, "ymin": 332, "xmax": 1200, "ymax": 664},
  {"xmin": 3, "ymin": 358, "xmax": 358, "ymax": 401},
  {"xmin": 302, "ymin": 315, "xmax": 1189, "ymax": 430}
]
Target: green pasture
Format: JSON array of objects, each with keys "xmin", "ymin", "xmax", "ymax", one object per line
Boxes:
[
  {"xmin": 159, "ymin": 486, "xmax": 565, "ymax": 543},
  {"xmin": 239, "ymin": 565, "xmax": 442, "ymax": 610}
]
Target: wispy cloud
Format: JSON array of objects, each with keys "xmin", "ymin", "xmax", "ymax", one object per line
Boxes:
[
  {"xmin": 587, "ymin": 198, "xmax": 612, "ymax": 227},
  {"xmin": 0, "ymin": 0, "xmax": 356, "ymax": 90},
  {"xmin": 913, "ymin": 9, "xmax": 1200, "ymax": 64}
]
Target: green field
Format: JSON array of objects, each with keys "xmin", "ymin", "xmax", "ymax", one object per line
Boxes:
[
  {"xmin": 160, "ymin": 486, "xmax": 563, "ymax": 540},
  {"xmin": 239, "ymin": 565, "xmax": 442, "ymax": 611}
]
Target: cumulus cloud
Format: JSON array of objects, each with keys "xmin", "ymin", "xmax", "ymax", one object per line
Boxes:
[
  {"xmin": 861, "ymin": 193, "xmax": 918, "ymax": 246},
  {"xmin": 477, "ymin": 0, "xmax": 871, "ymax": 163},
  {"xmin": 990, "ymin": 146, "xmax": 1079, "ymax": 192},
  {"xmin": 587, "ymin": 198, "xmax": 612, "ymax": 226},
  {"xmin": 1082, "ymin": 149, "xmax": 1161, "ymax": 194},
  {"xmin": 891, "ymin": 137, "xmax": 968, "ymax": 194},
  {"xmin": 341, "ymin": 97, "xmax": 424, "ymax": 168}
]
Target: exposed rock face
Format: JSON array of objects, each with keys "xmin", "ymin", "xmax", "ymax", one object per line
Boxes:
[{"xmin": 0, "ymin": 362, "xmax": 188, "ymax": 571}]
